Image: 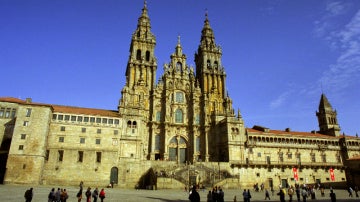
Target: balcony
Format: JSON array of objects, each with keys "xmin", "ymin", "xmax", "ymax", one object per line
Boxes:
[{"xmin": 229, "ymin": 160, "xmax": 344, "ymax": 168}]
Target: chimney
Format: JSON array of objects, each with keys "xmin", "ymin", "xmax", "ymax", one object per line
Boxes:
[{"xmin": 25, "ymin": 98, "xmax": 32, "ymax": 103}]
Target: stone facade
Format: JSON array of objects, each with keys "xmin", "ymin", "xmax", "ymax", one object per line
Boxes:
[{"xmin": 0, "ymin": 3, "xmax": 359, "ymax": 189}]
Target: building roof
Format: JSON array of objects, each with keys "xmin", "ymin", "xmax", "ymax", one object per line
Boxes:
[
  {"xmin": 52, "ymin": 105, "xmax": 120, "ymax": 117},
  {"xmin": 0, "ymin": 97, "xmax": 120, "ymax": 118},
  {"xmin": 247, "ymin": 127, "xmax": 358, "ymax": 139}
]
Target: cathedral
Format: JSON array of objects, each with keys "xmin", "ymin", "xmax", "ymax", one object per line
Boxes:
[{"xmin": 0, "ymin": 3, "xmax": 359, "ymax": 189}]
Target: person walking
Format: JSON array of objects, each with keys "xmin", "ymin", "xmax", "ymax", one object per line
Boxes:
[
  {"xmin": 218, "ymin": 188, "xmax": 224, "ymax": 202},
  {"xmin": 242, "ymin": 189, "xmax": 249, "ymax": 202},
  {"xmin": 189, "ymin": 186, "xmax": 200, "ymax": 202},
  {"xmin": 76, "ymin": 189, "xmax": 82, "ymax": 202},
  {"xmin": 85, "ymin": 187, "xmax": 92, "ymax": 202},
  {"xmin": 99, "ymin": 189, "xmax": 106, "ymax": 202},
  {"xmin": 247, "ymin": 189, "xmax": 252, "ymax": 202},
  {"xmin": 265, "ymin": 189, "xmax": 271, "ymax": 200},
  {"xmin": 288, "ymin": 185, "xmax": 294, "ymax": 202},
  {"xmin": 92, "ymin": 188, "xmax": 99, "ymax": 202},
  {"xmin": 48, "ymin": 188, "xmax": 55, "ymax": 202},
  {"xmin": 277, "ymin": 189, "xmax": 285, "ymax": 202},
  {"xmin": 206, "ymin": 190, "xmax": 213, "ymax": 202},
  {"xmin": 355, "ymin": 186, "xmax": 359, "ymax": 197},
  {"xmin": 329, "ymin": 190, "xmax": 336, "ymax": 202},
  {"xmin": 24, "ymin": 187, "xmax": 33, "ymax": 202},
  {"xmin": 301, "ymin": 188, "xmax": 307, "ymax": 202}
]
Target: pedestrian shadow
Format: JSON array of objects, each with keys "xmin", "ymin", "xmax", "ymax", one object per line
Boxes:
[{"xmin": 144, "ymin": 196, "xmax": 188, "ymax": 201}]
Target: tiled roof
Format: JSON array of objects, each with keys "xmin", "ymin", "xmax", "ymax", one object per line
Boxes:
[
  {"xmin": 0, "ymin": 97, "xmax": 120, "ymax": 117},
  {"xmin": 52, "ymin": 105, "xmax": 120, "ymax": 117},
  {"xmin": 246, "ymin": 128, "xmax": 357, "ymax": 139}
]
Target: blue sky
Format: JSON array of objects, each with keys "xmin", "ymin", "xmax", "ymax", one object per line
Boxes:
[{"xmin": 1, "ymin": 0, "xmax": 359, "ymax": 136}]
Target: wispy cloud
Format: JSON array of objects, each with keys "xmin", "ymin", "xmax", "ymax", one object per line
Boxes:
[
  {"xmin": 318, "ymin": 8, "xmax": 360, "ymax": 94},
  {"xmin": 270, "ymin": 91, "xmax": 291, "ymax": 109}
]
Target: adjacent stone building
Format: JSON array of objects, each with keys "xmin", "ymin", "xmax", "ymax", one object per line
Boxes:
[{"xmin": 0, "ymin": 3, "xmax": 359, "ymax": 189}]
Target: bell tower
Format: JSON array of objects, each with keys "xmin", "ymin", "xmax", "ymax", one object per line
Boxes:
[
  {"xmin": 195, "ymin": 12, "xmax": 233, "ymax": 116},
  {"xmin": 119, "ymin": 1, "xmax": 157, "ymax": 116},
  {"xmin": 316, "ymin": 93, "xmax": 341, "ymax": 136}
]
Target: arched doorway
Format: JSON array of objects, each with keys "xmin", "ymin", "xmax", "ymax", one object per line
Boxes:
[
  {"xmin": 110, "ymin": 167, "xmax": 118, "ymax": 184},
  {"xmin": 168, "ymin": 136, "xmax": 187, "ymax": 163}
]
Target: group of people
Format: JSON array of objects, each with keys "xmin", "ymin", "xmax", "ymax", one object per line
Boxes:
[
  {"xmin": 47, "ymin": 188, "xmax": 69, "ymax": 202},
  {"xmin": 76, "ymin": 181, "xmax": 106, "ymax": 202}
]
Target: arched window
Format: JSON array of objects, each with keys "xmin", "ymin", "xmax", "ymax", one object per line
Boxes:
[
  {"xmin": 175, "ymin": 92, "xmax": 184, "ymax": 103},
  {"xmin": 175, "ymin": 109, "xmax": 183, "ymax": 123},
  {"xmin": 146, "ymin": 51, "xmax": 150, "ymax": 61},
  {"xmin": 214, "ymin": 61, "xmax": 218, "ymax": 69},
  {"xmin": 132, "ymin": 121, "xmax": 137, "ymax": 128},
  {"xmin": 136, "ymin": 49, "xmax": 141, "ymax": 60},
  {"xmin": 127, "ymin": 121, "xmax": 132, "ymax": 128},
  {"xmin": 207, "ymin": 60, "xmax": 211, "ymax": 68},
  {"xmin": 176, "ymin": 62, "xmax": 182, "ymax": 72}
]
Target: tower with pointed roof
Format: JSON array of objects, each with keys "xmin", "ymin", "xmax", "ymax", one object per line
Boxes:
[
  {"xmin": 316, "ymin": 93, "xmax": 341, "ymax": 136},
  {"xmin": 118, "ymin": 1, "xmax": 157, "ymax": 118}
]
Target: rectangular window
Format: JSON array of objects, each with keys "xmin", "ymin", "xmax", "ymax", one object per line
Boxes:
[
  {"xmin": 59, "ymin": 136, "xmax": 64, "ymax": 142},
  {"xmin": 114, "ymin": 119, "xmax": 119, "ymax": 125},
  {"xmin": 60, "ymin": 126, "xmax": 65, "ymax": 131},
  {"xmin": 288, "ymin": 153, "xmax": 292, "ymax": 159},
  {"xmin": 96, "ymin": 139, "xmax": 101, "ymax": 144},
  {"xmin": 156, "ymin": 111, "xmax": 161, "ymax": 122},
  {"xmin": 102, "ymin": 118, "xmax": 107, "ymax": 124},
  {"xmin": 311, "ymin": 153, "xmax": 316, "ymax": 162},
  {"xmin": 96, "ymin": 118, "xmax": 101, "ymax": 123},
  {"xmin": 0, "ymin": 108, "xmax": 4, "ymax": 117},
  {"xmin": 249, "ymin": 148, "xmax": 253, "ymax": 154},
  {"xmin": 77, "ymin": 116, "xmax": 83, "ymax": 122},
  {"xmin": 196, "ymin": 137, "xmax": 200, "ymax": 152},
  {"xmin": 45, "ymin": 150, "xmax": 49, "ymax": 161},
  {"xmin": 78, "ymin": 151, "xmax": 83, "ymax": 162},
  {"xmin": 52, "ymin": 114, "xmax": 57, "ymax": 120},
  {"xmin": 257, "ymin": 152, "xmax": 261, "ymax": 157},
  {"xmin": 114, "ymin": 130, "xmax": 118, "ymax": 135},
  {"xmin": 26, "ymin": 108, "xmax": 32, "ymax": 117},
  {"xmin": 58, "ymin": 150, "xmax": 64, "ymax": 161},
  {"xmin": 321, "ymin": 154, "xmax": 326, "ymax": 163},
  {"xmin": 80, "ymin": 137, "xmax": 85, "ymax": 144},
  {"xmin": 58, "ymin": 114, "xmax": 63, "ymax": 120},
  {"xmin": 155, "ymin": 135, "xmax": 160, "ymax": 150},
  {"xmin": 108, "ymin": 119, "xmax": 113, "ymax": 124},
  {"xmin": 84, "ymin": 117, "xmax": 89, "ymax": 122},
  {"xmin": 23, "ymin": 121, "xmax": 29, "ymax": 126},
  {"xmin": 19, "ymin": 145, "xmax": 24, "ymax": 150},
  {"xmin": 279, "ymin": 152, "xmax": 284, "ymax": 162},
  {"xmin": 71, "ymin": 116, "xmax": 76, "ymax": 121},
  {"xmin": 90, "ymin": 117, "xmax": 95, "ymax": 123},
  {"xmin": 82, "ymin": 128, "xmax": 86, "ymax": 133},
  {"xmin": 5, "ymin": 108, "xmax": 10, "ymax": 118},
  {"xmin": 175, "ymin": 92, "xmax": 184, "ymax": 103},
  {"xmin": 11, "ymin": 109, "xmax": 16, "ymax": 118},
  {"xmin": 21, "ymin": 134, "xmax": 26, "ymax": 139},
  {"xmin": 97, "ymin": 129, "xmax": 101, "ymax": 134},
  {"xmin": 96, "ymin": 152, "xmax": 102, "ymax": 163},
  {"xmin": 64, "ymin": 115, "xmax": 70, "ymax": 121}
]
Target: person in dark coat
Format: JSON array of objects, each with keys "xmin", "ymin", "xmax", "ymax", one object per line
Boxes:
[
  {"xmin": 277, "ymin": 189, "xmax": 285, "ymax": 202},
  {"xmin": 24, "ymin": 188, "xmax": 33, "ymax": 202},
  {"xmin": 189, "ymin": 186, "xmax": 200, "ymax": 202},
  {"xmin": 330, "ymin": 190, "xmax": 336, "ymax": 202}
]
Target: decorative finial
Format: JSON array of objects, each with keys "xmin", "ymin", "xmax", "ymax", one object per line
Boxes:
[
  {"xmin": 205, "ymin": 8, "xmax": 208, "ymax": 20},
  {"xmin": 144, "ymin": 0, "xmax": 147, "ymax": 8},
  {"xmin": 177, "ymin": 35, "xmax": 181, "ymax": 44}
]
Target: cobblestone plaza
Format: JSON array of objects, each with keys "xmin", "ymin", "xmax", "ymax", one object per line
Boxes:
[{"xmin": 1, "ymin": 185, "xmax": 359, "ymax": 202}]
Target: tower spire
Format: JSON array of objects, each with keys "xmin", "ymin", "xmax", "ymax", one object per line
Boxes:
[{"xmin": 316, "ymin": 93, "xmax": 340, "ymax": 136}]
